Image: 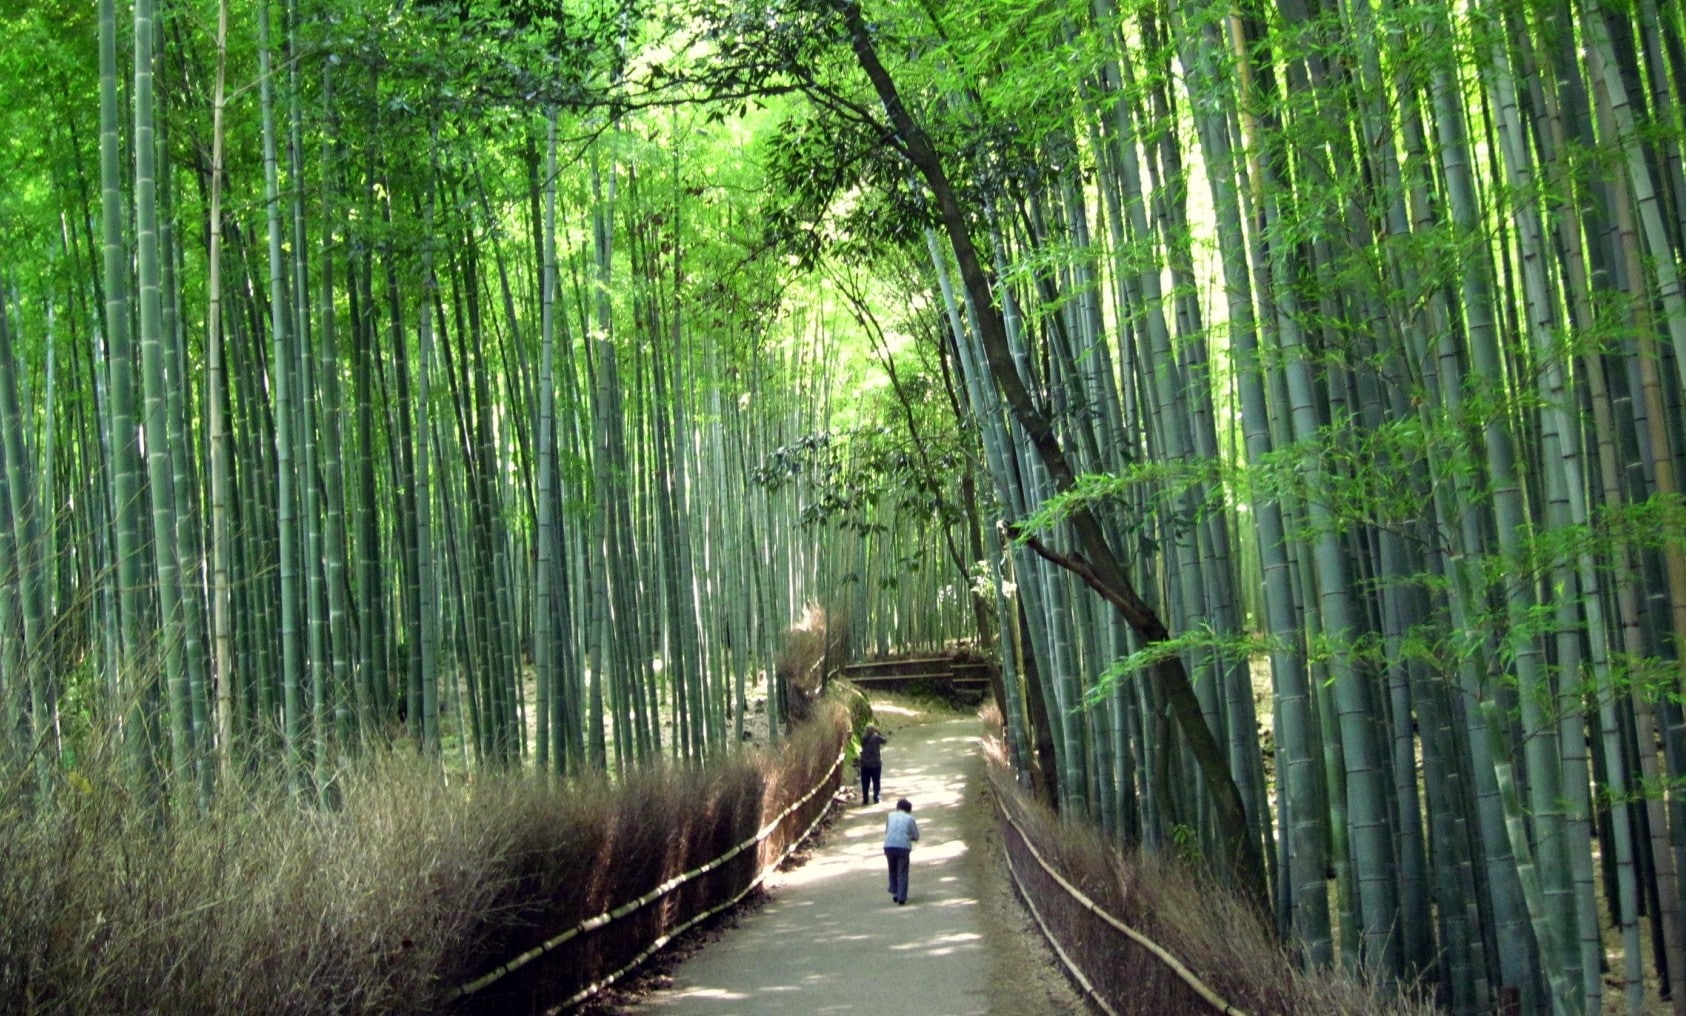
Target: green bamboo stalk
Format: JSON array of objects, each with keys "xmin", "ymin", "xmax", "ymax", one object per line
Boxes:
[
  {"xmin": 0, "ymin": 293, "xmax": 51, "ymax": 784},
  {"xmin": 100, "ymin": 0, "xmax": 152, "ymax": 791},
  {"xmin": 150, "ymin": 19, "xmax": 211, "ymax": 800},
  {"xmin": 134, "ymin": 0, "xmax": 192, "ymax": 795},
  {"xmin": 258, "ymin": 0, "xmax": 304, "ymax": 789},
  {"xmin": 206, "ymin": 0, "xmax": 233, "ymax": 777},
  {"xmin": 417, "ymin": 126, "xmax": 443, "ymax": 757},
  {"xmin": 317, "ymin": 56, "xmax": 355, "ymax": 759},
  {"xmin": 536, "ymin": 109, "xmax": 561, "ymax": 774},
  {"xmin": 280, "ymin": 0, "xmax": 330, "ymax": 788}
]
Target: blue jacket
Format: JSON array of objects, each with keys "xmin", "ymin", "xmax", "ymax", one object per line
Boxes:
[{"xmin": 884, "ymin": 810, "xmax": 920, "ymax": 850}]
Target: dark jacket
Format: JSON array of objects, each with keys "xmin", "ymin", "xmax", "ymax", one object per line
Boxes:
[{"xmin": 860, "ymin": 731, "xmax": 886, "ymax": 767}]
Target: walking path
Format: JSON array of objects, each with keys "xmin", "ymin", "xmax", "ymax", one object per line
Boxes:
[{"xmin": 625, "ymin": 716, "xmax": 991, "ymax": 1016}]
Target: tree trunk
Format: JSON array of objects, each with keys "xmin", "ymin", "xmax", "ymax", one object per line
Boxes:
[{"xmin": 832, "ymin": 0, "xmax": 1266, "ymax": 905}]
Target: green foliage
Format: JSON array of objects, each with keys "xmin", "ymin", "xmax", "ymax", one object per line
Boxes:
[
  {"xmin": 376, "ymin": 0, "xmax": 630, "ymax": 112},
  {"xmin": 755, "ymin": 424, "xmax": 967, "ymax": 532},
  {"xmin": 1170, "ymin": 822, "xmax": 1203, "ymax": 868},
  {"xmin": 1083, "ymin": 624, "xmax": 1273, "ymax": 708},
  {"xmin": 759, "ymin": 106, "xmax": 940, "ymax": 270},
  {"xmin": 6, "ymin": 0, "xmax": 1686, "ymax": 1004}
]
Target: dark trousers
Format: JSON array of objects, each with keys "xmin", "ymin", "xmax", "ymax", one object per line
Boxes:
[
  {"xmin": 860, "ymin": 764, "xmax": 881, "ymax": 803},
  {"xmin": 885, "ymin": 846, "xmax": 911, "ymax": 902}
]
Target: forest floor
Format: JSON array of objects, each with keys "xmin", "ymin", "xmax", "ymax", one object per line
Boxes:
[{"xmin": 597, "ymin": 708, "xmax": 1088, "ymax": 1015}]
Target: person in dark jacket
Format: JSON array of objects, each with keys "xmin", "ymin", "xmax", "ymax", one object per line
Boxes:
[
  {"xmin": 883, "ymin": 798, "xmax": 919, "ymax": 904},
  {"xmin": 859, "ymin": 724, "xmax": 886, "ymax": 805}
]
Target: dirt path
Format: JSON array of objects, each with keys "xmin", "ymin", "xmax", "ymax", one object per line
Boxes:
[{"xmin": 619, "ymin": 716, "xmax": 1084, "ymax": 1016}]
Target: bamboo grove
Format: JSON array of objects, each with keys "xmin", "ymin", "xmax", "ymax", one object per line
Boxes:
[
  {"xmin": 5, "ymin": 0, "xmax": 1686, "ymax": 1013},
  {"xmin": 791, "ymin": 0, "xmax": 1686, "ymax": 1013},
  {"xmin": 675, "ymin": 0, "xmax": 1686, "ymax": 1012},
  {"xmin": 0, "ymin": 0, "xmax": 973, "ymax": 812}
]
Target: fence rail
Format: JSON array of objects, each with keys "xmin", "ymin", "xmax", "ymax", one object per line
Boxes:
[
  {"xmin": 452, "ymin": 733, "xmax": 848, "ymax": 1009},
  {"xmin": 994, "ymin": 779, "xmax": 1250, "ymax": 1016},
  {"xmin": 836, "ymin": 655, "xmax": 995, "ymax": 698}
]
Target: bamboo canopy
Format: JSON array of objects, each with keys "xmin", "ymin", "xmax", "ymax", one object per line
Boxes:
[{"xmin": 2, "ymin": 0, "xmax": 1686, "ymax": 1011}]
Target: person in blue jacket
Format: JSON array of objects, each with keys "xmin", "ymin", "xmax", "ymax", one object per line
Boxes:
[{"xmin": 883, "ymin": 798, "xmax": 920, "ymax": 904}]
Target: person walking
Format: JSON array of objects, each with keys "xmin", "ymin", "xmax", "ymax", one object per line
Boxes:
[
  {"xmin": 883, "ymin": 798, "xmax": 919, "ymax": 904},
  {"xmin": 859, "ymin": 724, "xmax": 886, "ymax": 805}
]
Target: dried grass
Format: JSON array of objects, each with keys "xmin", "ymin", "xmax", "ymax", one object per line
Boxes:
[
  {"xmin": 982, "ymin": 735, "xmax": 1435, "ymax": 1016},
  {"xmin": 0, "ymin": 704, "xmax": 848, "ymax": 1016},
  {"xmin": 776, "ymin": 602, "xmax": 852, "ymax": 723}
]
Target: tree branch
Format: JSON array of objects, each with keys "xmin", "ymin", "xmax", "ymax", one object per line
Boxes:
[{"xmin": 832, "ymin": 0, "xmax": 1268, "ymax": 913}]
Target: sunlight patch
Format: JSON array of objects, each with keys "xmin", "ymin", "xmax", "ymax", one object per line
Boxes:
[
  {"xmin": 870, "ymin": 701, "xmax": 923, "ymax": 718},
  {"xmin": 667, "ymin": 987, "xmax": 750, "ymax": 1001}
]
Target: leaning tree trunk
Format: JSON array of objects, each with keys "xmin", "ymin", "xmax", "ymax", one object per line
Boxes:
[{"xmin": 830, "ymin": 0, "xmax": 1266, "ymax": 903}]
